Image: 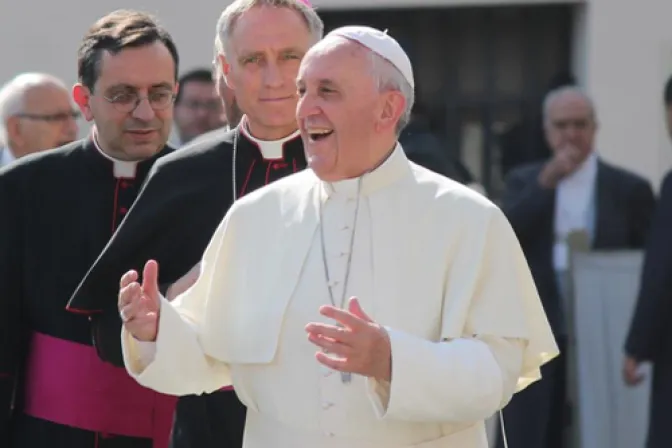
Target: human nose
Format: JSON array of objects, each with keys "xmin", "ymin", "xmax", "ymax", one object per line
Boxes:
[
  {"xmin": 131, "ymin": 97, "xmax": 157, "ymax": 121},
  {"xmin": 296, "ymin": 92, "xmax": 319, "ymax": 121},
  {"xmin": 262, "ymin": 62, "xmax": 284, "ymax": 89}
]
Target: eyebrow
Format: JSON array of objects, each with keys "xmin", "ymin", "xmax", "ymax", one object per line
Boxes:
[
  {"xmin": 105, "ymin": 82, "xmax": 174, "ymax": 93},
  {"xmin": 238, "ymin": 46, "xmax": 305, "ymax": 62},
  {"xmin": 297, "ymin": 78, "xmax": 340, "ymax": 88}
]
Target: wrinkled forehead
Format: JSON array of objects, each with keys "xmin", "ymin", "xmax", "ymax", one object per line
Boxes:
[
  {"xmin": 24, "ymin": 84, "xmax": 71, "ymax": 110},
  {"xmin": 547, "ymin": 91, "xmax": 594, "ymax": 120},
  {"xmin": 298, "ymin": 37, "xmax": 369, "ymax": 82},
  {"xmin": 229, "ymin": 6, "xmax": 313, "ymax": 56}
]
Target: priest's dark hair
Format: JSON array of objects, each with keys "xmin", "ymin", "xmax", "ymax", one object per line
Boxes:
[
  {"xmin": 77, "ymin": 10, "xmax": 180, "ymax": 92},
  {"xmin": 175, "ymin": 69, "xmax": 215, "ymax": 105}
]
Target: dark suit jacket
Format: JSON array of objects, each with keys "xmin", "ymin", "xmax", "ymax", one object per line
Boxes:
[
  {"xmin": 624, "ymin": 170, "xmax": 672, "ymax": 448},
  {"xmin": 502, "ymin": 159, "xmax": 656, "ymax": 336}
]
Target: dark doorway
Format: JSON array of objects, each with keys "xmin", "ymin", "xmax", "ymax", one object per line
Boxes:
[{"xmin": 320, "ymin": 4, "xmax": 574, "ymax": 199}]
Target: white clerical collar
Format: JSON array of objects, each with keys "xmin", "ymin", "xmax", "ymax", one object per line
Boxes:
[
  {"xmin": 558, "ymin": 151, "xmax": 598, "ymax": 189},
  {"xmin": 321, "ymin": 143, "xmax": 410, "ymax": 199},
  {"xmin": 91, "ymin": 128, "xmax": 138, "ymax": 178},
  {"xmin": 1, "ymin": 146, "xmax": 16, "ymax": 166},
  {"xmin": 238, "ymin": 115, "xmax": 300, "ymax": 160}
]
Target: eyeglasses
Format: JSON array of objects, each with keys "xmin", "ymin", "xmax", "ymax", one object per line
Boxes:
[
  {"xmin": 103, "ymin": 90, "xmax": 176, "ymax": 113},
  {"xmin": 550, "ymin": 118, "xmax": 592, "ymax": 131},
  {"xmin": 16, "ymin": 111, "xmax": 81, "ymax": 122}
]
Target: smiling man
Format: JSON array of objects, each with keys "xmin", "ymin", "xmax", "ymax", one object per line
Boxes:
[
  {"xmin": 117, "ymin": 25, "xmax": 558, "ymax": 448},
  {"xmin": 67, "ymin": 1, "xmax": 322, "ymax": 447},
  {"xmin": 0, "ymin": 10, "xmax": 179, "ymax": 448}
]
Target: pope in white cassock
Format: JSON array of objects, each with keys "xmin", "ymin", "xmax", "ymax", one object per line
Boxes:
[{"xmin": 118, "ymin": 25, "xmax": 559, "ymax": 448}]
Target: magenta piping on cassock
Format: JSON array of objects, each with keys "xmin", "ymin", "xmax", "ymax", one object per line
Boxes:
[{"xmin": 22, "ymin": 332, "xmax": 177, "ymax": 447}]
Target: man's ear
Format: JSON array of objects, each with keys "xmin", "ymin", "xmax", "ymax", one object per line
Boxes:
[
  {"xmin": 72, "ymin": 84, "xmax": 94, "ymax": 122},
  {"xmin": 376, "ymin": 91, "xmax": 406, "ymax": 133},
  {"xmin": 218, "ymin": 54, "xmax": 235, "ymax": 90},
  {"xmin": 5, "ymin": 116, "xmax": 24, "ymax": 147}
]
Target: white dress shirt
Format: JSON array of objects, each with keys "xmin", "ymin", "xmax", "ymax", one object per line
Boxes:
[
  {"xmin": 0, "ymin": 146, "xmax": 16, "ymax": 167},
  {"xmin": 553, "ymin": 152, "xmax": 598, "ymax": 270}
]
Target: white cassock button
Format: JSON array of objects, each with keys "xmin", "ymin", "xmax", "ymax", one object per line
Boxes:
[{"xmin": 322, "ymin": 402, "xmax": 334, "ymax": 410}]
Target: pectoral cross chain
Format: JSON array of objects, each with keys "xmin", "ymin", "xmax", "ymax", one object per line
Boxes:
[
  {"xmin": 336, "ymin": 323, "xmax": 352, "ymax": 383},
  {"xmin": 318, "ymin": 179, "xmax": 362, "ymax": 385}
]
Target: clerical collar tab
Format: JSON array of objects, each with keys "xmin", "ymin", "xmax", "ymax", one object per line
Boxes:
[
  {"xmin": 91, "ymin": 129, "xmax": 138, "ymax": 179},
  {"xmin": 238, "ymin": 115, "xmax": 301, "ymax": 160}
]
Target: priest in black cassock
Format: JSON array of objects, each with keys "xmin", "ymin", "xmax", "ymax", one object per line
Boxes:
[
  {"xmin": 67, "ymin": 1, "xmax": 324, "ymax": 447},
  {"xmin": 0, "ymin": 10, "xmax": 181, "ymax": 448}
]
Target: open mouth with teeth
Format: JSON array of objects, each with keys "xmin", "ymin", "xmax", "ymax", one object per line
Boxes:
[{"xmin": 308, "ymin": 129, "xmax": 334, "ymax": 142}]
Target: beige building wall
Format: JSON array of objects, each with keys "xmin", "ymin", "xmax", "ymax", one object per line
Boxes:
[
  {"xmin": 572, "ymin": 0, "xmax": 672, "ymax": 191},
  {"xmin": 0, "ymin": 0, "xmax": 670, "ymax": 188}
]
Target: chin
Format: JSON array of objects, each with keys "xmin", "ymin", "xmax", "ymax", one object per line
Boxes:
[
  {"xmin": 261, "ymin": 108, "xmax": 297, "ymax": 125},
  {"xmin": 307, "ymin": 158, "xmax": 337, "ymax": 180}
]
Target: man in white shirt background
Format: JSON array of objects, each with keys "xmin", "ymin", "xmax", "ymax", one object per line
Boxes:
[
  {"xmin": 0, "ymin": 72, "xmax": 78, "ymax": 167},
  {"xmin": 498, "ymin": 86, "xmax": 656, "ymax": 448},
  {"xmin": 117, "ymin": 25, "xmax": 558, "ymax": 448}
]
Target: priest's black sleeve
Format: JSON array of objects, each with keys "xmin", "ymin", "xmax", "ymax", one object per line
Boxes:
[
  {"xmin": 68, "ymin": 153, "xmax": 219, "ymax": 367},
  {"xmin": 68, "ymin": 160, "xmax": 181, "ymax": 366},
  {"xmin": 0, "ymin": 169, "xmax": 26, "ymax": 444},
  {"xmin": 625, "ymin": 172, "xmax": 672, "ymax": 361}
]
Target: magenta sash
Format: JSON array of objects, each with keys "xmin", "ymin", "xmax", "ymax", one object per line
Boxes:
[{"xmin": 22, "ymin": 332, "xmax": 177, "ymax": 448}]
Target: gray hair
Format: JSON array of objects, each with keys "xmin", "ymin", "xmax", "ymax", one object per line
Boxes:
[
  {"xmin": 542, "ymin": 85, "xmax": 596, "ymax": 125},
  {"xmin": 0, "ymin": 72, "xmax": 68, "ymax": 146},
  {"xmin": 214, "ymin": 0, "xmax": 324, "ymax": 60},
  {"xmin": 368, "ymin": 50, "xmax": 414, "ymax": 135}
]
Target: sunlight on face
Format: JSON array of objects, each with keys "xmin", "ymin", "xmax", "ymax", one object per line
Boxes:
[
  {"xmin": 75, "ymin": 41, "xmax": 177, "ymax": 160},
  {"xmin": 223, "ymin": 6, "xmax": 315, "ymax": 138},
  {"xmin": 297, "ymin": 38, "xmax": 393, "ymax": 181}
]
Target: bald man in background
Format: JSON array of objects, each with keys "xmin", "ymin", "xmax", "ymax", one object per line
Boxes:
[{"xmin": 0, "ymin": 73, "xmax": 79, "ymax": 167}]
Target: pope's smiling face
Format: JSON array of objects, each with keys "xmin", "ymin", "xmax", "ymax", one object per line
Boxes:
[{"xmin": 296, "ymin": 38, "xmax": 404, "ymax": 181}]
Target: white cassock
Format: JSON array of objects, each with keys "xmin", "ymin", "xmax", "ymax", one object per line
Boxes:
[{"xmin": 123, "ymin": 144, "xmax": 558, "ymax": 447}]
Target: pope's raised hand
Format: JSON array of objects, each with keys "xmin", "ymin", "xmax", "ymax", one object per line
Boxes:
[
  {"xmin": 305, "ymin": 297, "xmax": 392, "ymax": 382},
  {"xmin": 118, "ymin": 260, "xmax": 161, "ymax": 342}
]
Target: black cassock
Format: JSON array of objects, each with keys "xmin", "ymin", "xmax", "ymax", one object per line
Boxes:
[
  {"xmin": 0, "ymin": 137, "xmax": 177, "ymax": 448},
  {"xmin": 67, "ymin": 124, "xmax": 307, "ymax": 448}
]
